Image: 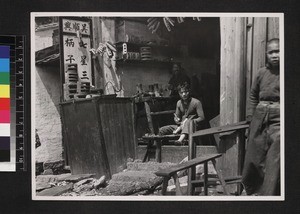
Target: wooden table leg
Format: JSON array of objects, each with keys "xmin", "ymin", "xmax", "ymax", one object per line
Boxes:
[
  {"xmin": 204, "ymin": 162, "xmax": 208, "ymax": 195},
  {"xmin": 161, "ymin": 177, "xmax": 169, "ymax": 195},
  {"xmin": 144, "ymin": 101, "xmax": 155, "ymax": 134},
  {"xmin": 187, "ymin": 121, "xmax": 195, "ymax": 195},
  {"xmin": 172, "ymin": 174, "xmax": 183, "ymax": 195},
  {"xmin": 143, "ymin": 140, "xmax": 151, "ymax": 162},
  {"xmin": 155, "ymin": 139, "xmax": 162, "ymax": 163},
  {"xmin": 211, "ymin": 159, "xmax": 229, "ymax": 195}
]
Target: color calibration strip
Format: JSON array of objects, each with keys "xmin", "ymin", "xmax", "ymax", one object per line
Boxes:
[
  {"xmin": 0, "ymin": 35, "xmax": 25, "ymax": 171},
  {"xmin": 0, "ymin": 45, "xmax": 10, "ymax": 162}
]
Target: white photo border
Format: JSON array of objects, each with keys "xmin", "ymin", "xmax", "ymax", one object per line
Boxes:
[{"xmin": 31, "ymin": 12, "xmax": 284, "ymax": 201}]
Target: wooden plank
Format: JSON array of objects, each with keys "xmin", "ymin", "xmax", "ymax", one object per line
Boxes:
[
  {"xmin": 155, "ymin": 153, "xmax": 222, "ymax": 177},
  {"xmin": 192, "ymin": 122, "xmax": 248, "ymax": 138},
  {"xmin": 60, "ymin": 100, "xmax": 111, "ymax": 178},
  {"xmin": 246, "ymin": 17, "xmax": 254, "ymax": 115},
  {"xmin": 252, "ymin": 17, "xmax": 267, "ymax": 79},
  {"xmin": 142, "ymin": 134, "xmax": 179, "ymax": 140},
  {"xmin": 98, "ymin": 98, "xmax": 136, "ymax": 175},
  {"xmin": 267, "ymin": 17, "xmax": 279, "ymax": 40},
  {"xmin": 150, "ymin": 110, "xmax": 175, "ymax": 116}
]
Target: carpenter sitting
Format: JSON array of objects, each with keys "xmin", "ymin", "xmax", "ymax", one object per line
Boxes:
[{"xmin": 158, "ymin": 82, "xmax": 205, "ymax": 144}]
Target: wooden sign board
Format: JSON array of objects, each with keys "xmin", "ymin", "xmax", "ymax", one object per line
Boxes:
[{"xmin": 59, "ymin": 17, "xmax": 93, "ymax": 100}]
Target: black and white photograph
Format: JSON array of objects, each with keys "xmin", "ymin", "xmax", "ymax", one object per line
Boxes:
[{"xmin": 31, "ymin": 13, "xmax": 284, "ymax": 200}]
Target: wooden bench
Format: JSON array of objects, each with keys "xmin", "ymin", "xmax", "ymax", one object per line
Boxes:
[{"xmin": 155, "ymin": 153, "xmax": 226, "ymax": 195}]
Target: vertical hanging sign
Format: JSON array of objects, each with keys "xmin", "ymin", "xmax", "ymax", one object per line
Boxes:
[{"xmin": 59, "ymin": 17, "xmax": 93, "ymax": 100}]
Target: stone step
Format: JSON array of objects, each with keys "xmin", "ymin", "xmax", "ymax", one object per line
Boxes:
[
  {"xmin": 111, "ymin": 170, "xmax": 161, "ymax": 183},
  {"xmin": 136, "ymin": 145, "xmax": 218, "ymax": 163},
  {"xmin": 127, "ymin": 161, "xmax": 175, "ymax": 172}
]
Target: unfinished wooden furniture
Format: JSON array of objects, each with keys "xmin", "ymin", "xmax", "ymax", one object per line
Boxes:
[
  {"xmin": 136, "ymin": 96, "xmax": 178, "ymax": 162},
  {"xmin": 187, "ymin": 121, "xmax": 249, "ymax": 195},
  {"xmin": 142, "ymin": 134, "xmax": 179, "ymax": 162},
  {"xmin": 155, "ymin": 153, "xmax": 225, "ymax": 195},
  {"xmin": 154, "ymin": 121, "xmax": 249, "ymax": 195}
]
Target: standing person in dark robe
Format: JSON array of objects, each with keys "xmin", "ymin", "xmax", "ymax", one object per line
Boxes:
[
  {"xmin": 242, "ymin": 38, "xmax": 281, "ymax": 196},
  {"xmin": 168, "ymin": 63, "xmax": 191, "ymax": 97}
]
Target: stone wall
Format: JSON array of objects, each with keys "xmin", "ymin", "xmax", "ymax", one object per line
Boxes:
[
  {"xmin": 35, "ymin": 65, "xmax": 63, "ymax": 163},
  {"xmin": 35, "ymin": 25, "xmax": 63, "ymax": 163}
]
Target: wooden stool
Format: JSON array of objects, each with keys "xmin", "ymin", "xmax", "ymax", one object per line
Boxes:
[{"xmin": 142, "ymin": 134, "xmax": 180, "ymax": 162}]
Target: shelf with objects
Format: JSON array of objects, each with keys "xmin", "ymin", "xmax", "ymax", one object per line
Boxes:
[{"xmin": 114, "ymin": 40, "xmax": 180, "ymax": 65}]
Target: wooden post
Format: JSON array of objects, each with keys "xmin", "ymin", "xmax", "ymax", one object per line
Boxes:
[
  {"xmin": 187, "ymin": 120, "xmax": 195, "ymax": 195},
  {"xmin": 156, "ymin": 139, "xmax": 162, "ymax": 163},
  {"xmin": 203, "ymin": 161, "xmax": 208, "ymax": 195},
  {"xmin": 251, "ymin": 17, "xmax": 267, "ymax": 79},
  {"xmin": 219, "ymin": 17, "xmax": 247, "ymax": 193},
  {"xmin": 246, "ymin": 17, "xmax": 254, "ymax": 110},
  {"xmin": 267, "ymin": 17, "xmax": 279, "ymax": 40},
  {"xmin": 161, "ymin": 177, "xmax": 169, "ymax": 195}
]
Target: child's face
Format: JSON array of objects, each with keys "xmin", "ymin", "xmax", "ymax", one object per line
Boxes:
[
  {"xmin": 179, "ymin": 88, "xmax": 190, "ymax": 101},
  {"xmin": 266, "ymin": 41, "xmax": 280, "ymax": 67}
]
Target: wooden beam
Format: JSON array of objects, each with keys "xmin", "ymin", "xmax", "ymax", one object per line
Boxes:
[
  {"xmin": 219, "ymin": 17, "xmax": 248, "ymax": 194},
  {"xmin": 192, "ymin": 122, "xmax": 249, "ymax": 138},
  {"xmin": 246, "ymin": 17, "xmax": 254, "ymax": 115},
  {"xmin": 252, "ymin": 17, "xmax": 267, "ymax": 79}
]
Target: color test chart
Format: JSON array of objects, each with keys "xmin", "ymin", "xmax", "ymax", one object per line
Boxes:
[{"xmin": 0, "ymin": 35, "xmax": 25, "ymax": 171}]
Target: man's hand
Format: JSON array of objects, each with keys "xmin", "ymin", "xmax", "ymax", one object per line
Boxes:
[{"xmin": 174, "ymin": 113, "xmax": 181, "ymax": 124}]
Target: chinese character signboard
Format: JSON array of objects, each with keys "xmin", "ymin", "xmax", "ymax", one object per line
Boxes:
[
  {"xmin": 59, "ymin": 17, "xmax": 93, "ymax": 100},
  {"xmin": 62, "ymin": 19, "xmax": 91, "ymax": 35}
]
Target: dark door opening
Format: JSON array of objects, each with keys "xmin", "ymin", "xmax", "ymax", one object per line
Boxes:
[{"xmin": 168, "ymin": 17, "xmax": 221, "ymax": 123}]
